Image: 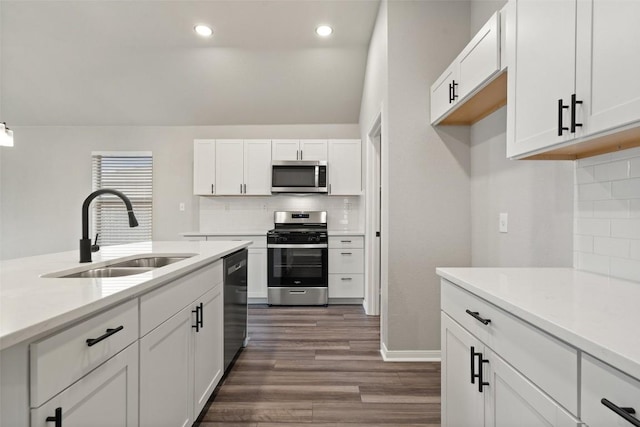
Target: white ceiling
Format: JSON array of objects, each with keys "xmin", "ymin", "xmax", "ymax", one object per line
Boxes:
[{"xmin": 0, "ymin": 0, "xmax": 380, "ymax": 126}]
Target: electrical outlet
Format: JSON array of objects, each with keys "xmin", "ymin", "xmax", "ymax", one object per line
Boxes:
[
  {"xmin": 179, "ymin": 202, "xmax": 185, "ymax": 212},
  {"xmin": 499, "ymin": 213, "xmax": 508, "ymax": 233}
]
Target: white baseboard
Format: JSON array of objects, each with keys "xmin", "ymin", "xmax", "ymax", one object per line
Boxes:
[{"xmin": 380, "ymin": 342, "xmax": 441, "ymax": 362}]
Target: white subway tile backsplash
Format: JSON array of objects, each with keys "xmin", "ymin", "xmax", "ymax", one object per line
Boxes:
[
  {"xmin": 610, "ymin": 257, "xmax": 640, "ymax": 282},
  {"xmin": 630, "ymin": 240, "xmax": 640, "ymax": 260},
  {"xmin": 577, "ymin": 182, "xmax": 611, "ymax": 200},
  {"xmin": 576, "ymin": 252, "xmax": 610, "ymax": 275},
  {"xmin": 611, "ymin": 219, "xmax": 640, "ymax": 239},
  {"xmin": 594, "ymin": 160, "xmax": 629, "ymax": 181},
  {"xmin": 575, "ymin": 218, "xmax": 610, "ymax": 236},
  {"xmin": 574, "ymin": 235, "xmax": 594, "ymax": 253},
  {"xmin": 593, "ymin": 199, "xmax": 629, "ymax": 218},
  {"xmin": 575, "ymin": 150, "xmax": 640, "ymax": 282},
  {"xmin": 612, "ymin": 177, "xmax": 640, "ymax": 199},
  {"xmin": 593, "ymin": 237, "xmax": 630, "ymax": 258},
  {"xmin": 576, "ymin": 166, "xmax": 596, "ymax": 184}
]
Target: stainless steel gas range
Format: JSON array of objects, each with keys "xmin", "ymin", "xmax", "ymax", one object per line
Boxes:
[{"xmin": 267, "ymin": 211, "xmax": 328, "ymax": 306}]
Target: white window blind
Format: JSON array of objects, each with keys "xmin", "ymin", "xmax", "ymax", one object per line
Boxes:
[{"xmin": 91, "ymin": 153, "xmax": 153, "ymax": 246}]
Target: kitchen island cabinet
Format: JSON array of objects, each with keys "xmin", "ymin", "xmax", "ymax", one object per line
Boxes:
[
  {"xmin": 437, "ymin": 267, "xmax": 640, "ymax": 427},
  {"xmin": 0, "ymin": 240, "xmax": 249, "ymax": 427}
]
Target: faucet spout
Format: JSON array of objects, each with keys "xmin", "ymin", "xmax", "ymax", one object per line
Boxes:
[{"xmin": 80, "ymin": 189, "xmax": 139, "ymax": 263}]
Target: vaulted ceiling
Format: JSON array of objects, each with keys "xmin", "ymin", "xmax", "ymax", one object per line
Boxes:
[{"xmin": 0, "ymin": 0, "xmax": 380, "ymax": 126}]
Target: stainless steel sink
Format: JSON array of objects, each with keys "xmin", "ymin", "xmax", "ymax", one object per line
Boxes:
[
  {"xmin": 43, "ymin": 254, "xmax": 195, "ymax": 278},
  {"xmin": 60, "ymin": 266, "xmax": 155, "ymax": 278},
  {"xmin": 108, "ymin": 256, "xmax": 192, "ymax": 268}
]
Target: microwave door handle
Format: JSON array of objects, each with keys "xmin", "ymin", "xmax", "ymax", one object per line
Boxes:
[{"xmin": 315, "ymin": 166, "xmax": 319, "ymax": 188}]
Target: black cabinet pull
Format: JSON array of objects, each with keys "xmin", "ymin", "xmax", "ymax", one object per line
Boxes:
[
  {"xmin": 477, "ymin": 354, "xmax": 490, "ymax": 393},
  {"xmin": 448, "ymin": 82, "xmax": 453, "ymax": 103},
  {"xmin": 470, "ymin": 346, "xmax": 478, "ymax": 384},
  {"xmin": 86, "ymin": 326, "xmax": 124, "ymax": 347},
  {"xmin": 198, "ymin": 302, "xmax": 204, "ymax": 328},
  {"xmin": 601, "ymin": 398, "xmax": 640, "ymax": 426},
  {"xmin": 192, "ymin": 304, "xmax": 201, "ymax": 332},
  {"xmin": 452, "ymin": 80, "xmax": 458, "ymax": 101},
  {"xmin": 46, "ymin": 407, "xmax": 62, "ymax": 427},
  {"xmin": 466, "ymin": 309, "xmax": 491, "ymax": 325},
  {"xmin": 571, "ymin": 93, "xmax": 583, "ymax": 133},
  {"xmin": 558, "ymin": 99, "xmax": 569, "ymax": 136}
]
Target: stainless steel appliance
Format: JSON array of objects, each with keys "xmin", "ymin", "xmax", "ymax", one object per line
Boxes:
[
  {"xmin": 271, "ymin": 161, "xmax": 328, "ymax": 193},
  {"xmin": 223, "ymin": 248, "xmax": 248, "ymax": 371},
  {"xmin": 267, "ymin": 211, "xmax": 328, "ymax": 305}
]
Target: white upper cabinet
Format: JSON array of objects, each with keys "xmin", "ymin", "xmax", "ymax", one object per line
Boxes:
[
  {"xmin": 215, "ymin": 140, "xmax": 245, "ymax": 195},
  {"xmin": 575, "ymin": 0, "xmax": 640, "ymax": 138},
  {"xmin": 193, "ymin": 139, "xmax": 216, "ymax": 195},
  {"xmin": 328, "ymin": 139, "xmax": 361, "ymax": 195},
  {"xmin": 271, "ymin": 139, "xmax": 300, "ymax": 161},
  {"xmin": 243, "ymin": 140, "xmax": 272, "ymax": 195},
  {"xmin": 506, "ymin": 0, "xmax": 578, "ymax": 158},
  {"xmin": 272, "ymin": 139, "xmax": 327, "ymax": 161},
  {"xmin": 507, "ymin": 0, "xmax": 640, "ymax": 159},
  {"xmin": 300, "ymin": 140, "xmax": 328, "ymax": 161},
  {"xmin": 195, "ymin": 139, "xmax": 271, "ymax": 196},
  {"xmin": 431, "ymin": 11, "xmax": 503, "ymax": 126}
]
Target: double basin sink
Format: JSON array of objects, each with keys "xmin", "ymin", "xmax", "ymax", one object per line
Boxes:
[{"xmin": 45, "ymin": 255, "xmax": 195, "ymax": 279}]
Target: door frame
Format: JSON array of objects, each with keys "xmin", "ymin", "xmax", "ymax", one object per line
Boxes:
[{"xmin": 364, "ymin": 111, "xmax": 382, "ymax": 316}]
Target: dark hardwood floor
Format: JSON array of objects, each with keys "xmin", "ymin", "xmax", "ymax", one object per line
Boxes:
[{"xmin": 196, "ymin": 305, "xmax": 441, "ymax": 426}]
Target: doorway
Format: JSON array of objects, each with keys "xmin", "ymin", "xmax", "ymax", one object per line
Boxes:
[{"xmin": 365, "ymin": 113, "xmax": 382, "ymax": 316}]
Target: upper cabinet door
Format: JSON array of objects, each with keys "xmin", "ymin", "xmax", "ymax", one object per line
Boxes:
[
  {"xmin": 272, "ymin": 139, "xmax": 300, "ymax": 161},
  {"xmin": 193, "ymin": 139, "xmax": 216, "ymax": 195},
  {"xmin": 457, "ymin": 12, "xmax": 500, "ymax": 101},
  {"xmin": 328, "ymin": 139, "xmax": 361, "ymax": 196},
  {"xmin": 215, "ymin": 140, "xmax": 244, "ymax": 195},
  {"xmin": 575, "ymin": 0, "xmax": 640, "ymax": 137},
  {"xmin": 244, "ymin": 139, "xmax": 272, "ymax": 195},
  {"xmin": 431, "ymin": 62, "xmax": 459, "ymax": 124},
  {"xmin": 300, "ymin": 140, "xmax": 328, "ymax": 161},
  {"xmin": 506, "ymin": 0, "xmax": 577, "ymax": 158}
]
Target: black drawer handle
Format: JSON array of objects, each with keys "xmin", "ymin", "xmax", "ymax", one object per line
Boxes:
[
  {"xmin": 341, "ymin": 277, "xmax": 353, "ymax": 281},
  {"xmin": 341, "ymin": 252, "xmax": 353, "ymax": 255},
  {"xmin": 602, "ymin": 398, "xmax": 640, "ymax": 426},
  {"xmin": 86, "ymin": 326, "xmax": 124, "ymax": 347},
  {"xmin": 46, "ymin": 407, "xmax": 62, "ymax": 427},
  {"xmin": 466, "ymin": 309, "xmax": 491, "ymax": 325},
  {"xmin": 558, "ymin": 99, "xmax": 569, "ymax": 136}
]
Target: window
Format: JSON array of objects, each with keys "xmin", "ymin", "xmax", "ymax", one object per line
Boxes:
[{"xmin": 92, "ymin": 152, "xmax": 153, "ymax": 246}]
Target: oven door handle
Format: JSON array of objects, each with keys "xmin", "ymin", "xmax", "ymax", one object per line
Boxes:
[{"xmin": 267, "ymin": 244, "xmax": 328, "ymax": 249}]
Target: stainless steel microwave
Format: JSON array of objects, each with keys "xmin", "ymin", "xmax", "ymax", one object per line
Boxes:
[{"xmin": 271, "ymin": 161, "xmax": 328, "ymax": 193}]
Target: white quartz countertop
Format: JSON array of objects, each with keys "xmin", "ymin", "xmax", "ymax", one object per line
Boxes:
[
  {"xmin": 182, "ymin": 230, "xmax": 365, "ymax": 236},
  {"xmin": 0, "ymin": 240, "xmax": 250, "ymax": 350},
  {"xmin": 436, "ymin": 267, "xmax": 640, "ymax": 381}
]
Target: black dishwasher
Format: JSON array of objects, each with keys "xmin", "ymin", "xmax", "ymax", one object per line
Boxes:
[{"xmin": 223, "ymin": 248, "xmax": 248, "ymax": 371}]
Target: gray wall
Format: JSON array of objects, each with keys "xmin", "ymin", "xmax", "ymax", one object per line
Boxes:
[
  {"xmin": 360, "ymin": 0, "xmax": 472, "ymax": 354},
  {"xmin": 0, "ymin": 124, "xmax": 358, "ymax": 260}
]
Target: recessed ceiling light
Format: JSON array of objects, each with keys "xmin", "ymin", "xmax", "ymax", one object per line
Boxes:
[
  {"xmin": 194, "ymin": 25, "xmax": 213, "ymax": 37},
  {"xmin": 316, "ymin": 25, "xmax": 333, "ymax": 37}
]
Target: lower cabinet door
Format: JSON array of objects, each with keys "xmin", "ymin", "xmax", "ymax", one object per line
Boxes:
[
  {"xmin": 248, "ymin": 248, "xmax": 267, "ymax": 299},
  {"xmin": 484, "ymin": 349, "xmax": 581, "ymax": 427},
  {"xmin": 193, "ymin": 284, "xmax": 224, "ymax": 417},
  {"xmin": 441, "ymin": 313, "xmax": 484, "ymax": 427},
  {"xmin": 139, "ymin": 307, "xmax": 193, "ymax": 427},
  {"xmin": 31, "ymin": 342, "xmax": 138, "ymax": 427}
]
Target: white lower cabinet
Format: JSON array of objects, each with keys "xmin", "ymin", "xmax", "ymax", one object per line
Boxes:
[
  {"xmin": 30, "ymin": 342, "xmax": 139, "ymax": 427},
  {"xmin": 328, "ymin": 236, "xmax": 364, "ymax": 300},
  {"xmin": 140, "ymin": 267, "xmax": 224, "ymax": 427},
  {"xmin": 582, "ymin": 353, "xmax": 640, "ymax": 427},
  {"xmin": 441, "ymin": 279, "xmax": 582, "ymax": 427}
]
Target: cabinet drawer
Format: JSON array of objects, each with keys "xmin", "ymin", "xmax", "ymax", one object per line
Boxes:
[
  {"xmin": 30, "ymin": 299, "xmax": 138, "ymax": 407},
  {"xmin": 582, "ymin": 353, "xmax": 640, "ymax": 427},
  {"xmin": 329, "ymin": 274, "xmax": 364, "ymax": 298},
  {"xmin": 140, "ymin": 261, "xmax": 222, "ymax": 336},
  {"xmin": 328, "ymin": 236, "xmax": 364, "ymax": 249},
  {"xmin": 31, "ymin": 342, "xmax": 138, "ymax": 427},
  {"xmin": 329, "ymin": 249, "xmax": 364, "ymax": 274},
  {"xmin": 441, "ymin": 279, "xmax": 578, "ymax": 415}
]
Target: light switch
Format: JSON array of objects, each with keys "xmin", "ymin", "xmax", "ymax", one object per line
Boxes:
[
  {"xmin": 499, "ymin": 212, "xmax": 508, "ymax": 233},
  {"xmin": 179, "ymin": 202, "xmax": 185, "ymax": 212}
]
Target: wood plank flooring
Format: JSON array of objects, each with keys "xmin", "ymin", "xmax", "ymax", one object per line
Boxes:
[{"xmin": 196, "ymin": 305, "xmax": 441, "ymax": 426}]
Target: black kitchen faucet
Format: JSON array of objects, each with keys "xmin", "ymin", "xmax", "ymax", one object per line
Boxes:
[{"xmin": 80, "ymin": 189, "xmax": 138, "ymax": 262}]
